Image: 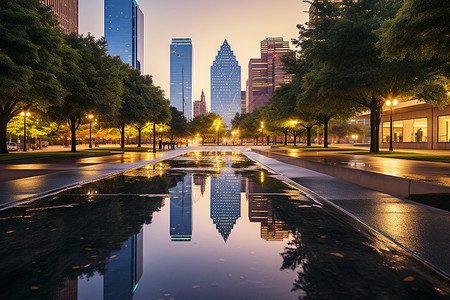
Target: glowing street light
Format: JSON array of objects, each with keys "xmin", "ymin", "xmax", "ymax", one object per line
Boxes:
[
  {"xmin": 386, "ymin": 99, "xmax": 398, "ymax": 151},
  {"xmin": 88, "ymin": 114, "xmax": 94, "ymax": 148},
  {"xmin": 20, "ymin": 111, "xmax": 31, "ymax": 151},
  {"xmin": 260, "ymin": 121, "xmax": 264, "ymax": 145}
]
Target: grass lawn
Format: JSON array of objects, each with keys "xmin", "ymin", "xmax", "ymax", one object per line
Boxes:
[
  {"xmin": 0, "ymin": 151, "xmax": 95, "ymax": 162},
  {"xmin": 271, "ymin": 145, "xmax": 356, "ymax": 151},
  {"xmin": 351, "ymin": 151, "xmax": 450, "ymax": 163},
  {"xmin": 407, "ymin": 194, "xmax": 450, "ymax": 211}
]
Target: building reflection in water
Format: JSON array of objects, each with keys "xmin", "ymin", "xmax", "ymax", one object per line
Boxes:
[
  {"xmin": 170, "ymin": 175, "xmax": 192, "ymax": 242},
  {"xmin": 104, "ymin": 229, "xmax": 143, "ymax": 300},
  {"xmin": 246, "ymin": 178, "xmax": 289, "ymax": 241},
  {"xmin": 75, "ymin": 228, "xmax": 144, "ymax": 300},
  {"xmin": 210, "ymin": 160, "xmax": 241, "ymax": 242},
  {"xmin": 193, "ymin": 174, "xmax": 206, "ymax": 195}
]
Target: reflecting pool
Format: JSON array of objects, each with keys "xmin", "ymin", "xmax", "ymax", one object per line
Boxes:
[{"xmin": 0, "ymin": 151, "xmax": 449, "ymax": 299}]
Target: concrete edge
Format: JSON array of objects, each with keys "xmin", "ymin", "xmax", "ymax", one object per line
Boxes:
[
  {"xmin": 244, "ymin": 150, "xmax": 450, "ymax": 279},
  {"xmin": 252, "ymin": 149, "xmax": 450, "ymax": 198},
  {"xmin": 0, "ymin": 149, "xmax": 189, "ymax": 211}
]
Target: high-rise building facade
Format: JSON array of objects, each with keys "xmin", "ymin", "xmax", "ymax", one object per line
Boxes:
[
  {"xmin": 247, "ymin": 37, "xmax": 292, "ymax": 113},
  {"xmin": 193, "ymin": 90, "xmax": 207, "ymax": 118},
  {"xmin": 40, "ymin": 0, "xmax": 78, "ymax": 34},
  {"xmin": 241, "ymin": 91, "xmax": 246, "ymax": 114},
  {"xmin": 210, "ymin": 39, "xmax": 241, "ymax": 126},
  {"xmin": 104, "ymin": 0, "xmax": 144, "ymax": 72},
  {"xmin": 170, "ymin": 38, "xmax": 193, "ymax": 119}
]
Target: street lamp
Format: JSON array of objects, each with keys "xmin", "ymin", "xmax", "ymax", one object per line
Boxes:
[
  {"xmin": 386, "ymin": 99, "xmax": 398, "ymax": 151},
  {"xmin": 20, "ymin": 111, "xmax": 31, "ymax": 151},
  {"xmin": 291, "ymin": 120, "xmax": 298, "ymax": 146},
  {"xmin": 215, "ymin": 120, "xmax": 221, "ymax": 146},
  {"xmin": 88, "ymin": 114, "xmax": 94, "ymax": 148},
  {"xmin": 232, "ymin": 131, "xmax": 236, "ymax": 146},
  {"xmin": 260, "ymin": 121, "xmax": 264, "ymax": 145}
]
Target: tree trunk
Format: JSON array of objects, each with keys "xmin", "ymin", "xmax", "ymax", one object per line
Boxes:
[
  {"xmin": 120, "ymin": 124, "xmax": 125, "ymax": 149},
  {"xmin": 293, "ymin": 134, "xmax": 297, "ymax": 146},
  {"xmin": 0, "ymin": 114, "xmax": 9, "ymax": 154},
  {"xmin": 137, "ymin": 127, "xmax": 141, "ymax": 147},
  {"xmin": 202, "ymin": 137, "xmax": 205, "ymax": 146},
  {"xmin": 307, "ymin": 127, "xmax": 312, "ymax": 146},
  {"xmin": 68, "ymin": 117, "xmax": 79, "ymax": 152},
  {"xmin": 323, "ymin": 118, "xmax": 330, "ymax": 148},
  {"xmin": 370, "ymin": 104, "xmax": 382, "ymax": 153},
  {"xmin": 284, "ymin": 131, "xmax": 287, "ymax": 145}
]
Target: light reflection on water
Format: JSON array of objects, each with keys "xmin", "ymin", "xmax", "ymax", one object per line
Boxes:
[{"xmin": 0, "ymin": 151, "xmax": 449, "ymax": 300}]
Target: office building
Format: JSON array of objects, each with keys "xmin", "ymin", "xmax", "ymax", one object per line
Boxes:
[
  {"xmin": 210, "ymin": 39, "xmax": 241, "ymax": 125},
  {"xmin": 193, "ymin": 90, "xmax": 208, "ymax": 118},
  {"xmin": 241, "ymin": 91, "xmax": 246, "ymax": 114},
  {"xmin": 104, "ymin": 0, "xmax": 144, "ymax": 72},
  {"xmin": 40, "ymin": 0, "xmax": 78, "ymax": 34},
  {"xmin": 247, "ymin": 37, "xmax": 292, "ymax": 113},
  {"xmin": 170, "ymin": 38, "xmax": 193, "ymax": 119}
]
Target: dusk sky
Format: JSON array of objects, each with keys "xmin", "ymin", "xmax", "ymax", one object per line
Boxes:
[{"xmin": 80, "ymin": 0, "xmax": 309, "ymax": 107}]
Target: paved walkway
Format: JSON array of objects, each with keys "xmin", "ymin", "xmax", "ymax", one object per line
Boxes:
[
  {"xmin": 0, "ymin": 148, "xmax": 192, "ymax": 208},
  {"xmin": 244, "ymin": 150, "xmax": 450, "ymax": 276},
  {"xmin": 268, "ymin": 147, "xmax": 450, "ymax": 186}
]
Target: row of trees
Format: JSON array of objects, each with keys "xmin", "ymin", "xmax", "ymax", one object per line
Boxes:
[
  {"xmin": 232, "ymin": 0, "xmax": 449, "ymax": 152},
  {"xmin": 0, "ymin": 0, "xmax": 171, "ymax": 153}
]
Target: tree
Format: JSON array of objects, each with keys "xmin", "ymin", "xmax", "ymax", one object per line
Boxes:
[
  {"xmin": 167, "ymin": 106, "xmax": 188, "ymax": 141},
  {"xmin": 0, "ymin": 0, "xmax": 66, "ymax": 153},
  {"xmin": 49, "ymin": 34, "xmax": 123, "ymax": 152},
  {"xmin": 377, "ymin": 0, "xmax": 450, "ymax": 61},
  {"xmin": 189, "ymin": 113, "xmax": 222, "ymax": 145},
  {"xmin": 295, "ymin": 0, "xmax": 449, "ymax": 152}
]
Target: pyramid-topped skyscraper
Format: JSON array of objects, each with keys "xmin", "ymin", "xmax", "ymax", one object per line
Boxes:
[{"xmin": 210, "ymin": 39, "xmax": 241, "ymax": 126}]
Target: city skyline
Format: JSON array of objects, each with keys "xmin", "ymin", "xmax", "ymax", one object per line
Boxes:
[{"xmin": 79, "ymin": 0, "xmax": 308, "ymax": 108}]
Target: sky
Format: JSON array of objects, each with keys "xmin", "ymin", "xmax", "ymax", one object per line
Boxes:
[{"xmin": 80, "ymin": 0, "xmax": 310, "ymax": 107}]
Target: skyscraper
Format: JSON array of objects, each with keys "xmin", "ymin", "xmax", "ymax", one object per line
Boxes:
[
  {"xmin": 210, "ymin": 39, "xmax": 241, "ymax": 126},
  {"xmin": 40, "ymin": 0, "xmax": 78, "ymax": 34},
  {"xmin": 104, "ymin": 0, "xmax": 144, "ymax": 72},
  {"xmin": 247, "ymin": 37, "xmax": 292, "ymax": 113},
  {"xmin": 170, "ymin": 38, "xmax": 193, "ymax": 119},
  {"xmin": 193, "ymin": 90, "xmax": 207, "ymax": 118}
]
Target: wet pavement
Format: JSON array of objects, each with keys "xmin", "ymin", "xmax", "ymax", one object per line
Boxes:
[
  {"xmin": 0, "ymin": 149, "xmax": 190, "ymax": 207},
  {"xmin": 0, "ymin": 151, "xmax": 449, "ymax": 299},
  {"xmin": 269, "ymin": 148, "xmax": 450, "ymax": 186},
  {"xmin": 245, "ymin": 151, "xmax": 450, "ymax": 276}
]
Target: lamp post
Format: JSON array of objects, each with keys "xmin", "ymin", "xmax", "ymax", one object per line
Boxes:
[
  {"xmin": 291, "ymin": 120, "xmax": 298, "ymax": 146},
  {"xmin": 260, "ymin": 121, "xmax": 264, "ymax": 145},
  {"xmin": 232, "ymin": 131, "xmax": 236, "ymax": 146},
  {"xmin": 386, "ymin": 99, "xmax": 398, "ymax": 151},
  {"xmin": 88, "ymin": 114, "xmax": 94, "ymax": 148},
  {"xmin": 214, "ymin": 120, "xmax": 221, "ymax": 146},
  {"xmin": 20, "ymin": 111, "xmax": 30, "ymax": 152}
]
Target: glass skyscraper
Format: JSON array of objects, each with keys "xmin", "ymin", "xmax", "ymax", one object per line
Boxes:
[
  {"xmin": 104, "ymin": 0, "xmax": 144, "ymax": 72},
  {"xmin": 210, "ymin": 39, "xmax": 241, "ymax": 126},
  {"xmin": 170, "ymin": 38, "xmax": 193, "ymax": 119}
]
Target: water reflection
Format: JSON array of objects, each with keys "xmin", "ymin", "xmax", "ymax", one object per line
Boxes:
[{"xmin": 0, "ymin": 151, "xmax": 449, "ymax": 299}]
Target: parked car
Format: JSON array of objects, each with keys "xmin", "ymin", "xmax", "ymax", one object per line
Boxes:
[
  {"xmin": 41, "ymin": 141, "xmax": 49, "ymax": 147},
  {"xmin": 6, "ymin": 142, "xmax": 18, "ymax": 151}
]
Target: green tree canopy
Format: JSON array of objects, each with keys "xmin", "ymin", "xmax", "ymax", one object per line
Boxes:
[
  {"xmin": 167, "ymin": 106, "xmax": 188, "ymax": 141},
  {"xmin": 377, "ymin": 0, "xmax": 450, "ymax": 61},
  {"xmin": 189, "ymin": 113, "xmax": 222, "ymax": 145},
  {"xmin": 0, "ymin": 0, "xmax": 66, "ymax": 153}
]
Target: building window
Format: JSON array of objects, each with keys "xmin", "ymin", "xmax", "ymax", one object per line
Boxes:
[
  {"xmin": 438, "ymin": 115, "xmax": 450, "ymax": 143},
  {"xmin": 382, "ymin": 118, "xmax": 427, "ymax": 143}
]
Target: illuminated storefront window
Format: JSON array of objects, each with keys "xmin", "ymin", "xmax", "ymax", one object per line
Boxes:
[
  {"xmin": 382, "ymin": 118, "xmax": 427, "ymax": 143},
  {"xmin": 438, "ymin": 115, "xmax": 450, "ymax": 143}
]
